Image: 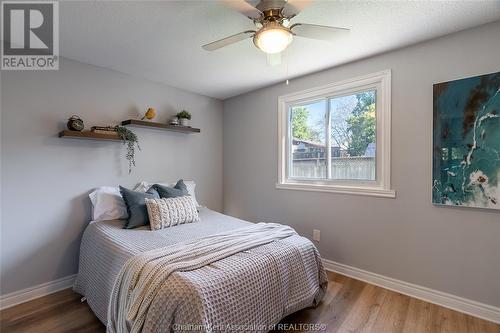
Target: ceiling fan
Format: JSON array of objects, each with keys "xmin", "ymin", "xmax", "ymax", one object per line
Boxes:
[{"xmin": 202, "ymin": 0, "xmax": 349, "ymax": 55}]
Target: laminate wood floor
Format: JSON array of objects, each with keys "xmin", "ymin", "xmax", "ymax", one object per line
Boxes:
[{"xmin": 1, "ymin": 272, "xmax": 498, "ymax": 333}]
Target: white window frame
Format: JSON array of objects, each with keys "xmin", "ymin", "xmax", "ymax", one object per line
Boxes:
[{"xmin": 277, "ymin": 70, "xmax": 395, "ymax": 198}]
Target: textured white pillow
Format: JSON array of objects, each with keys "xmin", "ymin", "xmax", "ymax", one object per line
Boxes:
[
  {"xmin": 89, "ymin": 186, "xmax": 128, "ymax": 221},
  {"xmin": 135, "ymin": 180, "xmax": 199, "ymax": 207},
  {"xmin": 145, "ymin": 196, "xmax": 200, "ymax": 231}
]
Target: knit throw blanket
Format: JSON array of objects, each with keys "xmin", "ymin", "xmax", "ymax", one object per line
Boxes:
[{"xmin": 107, "ymin": 223, "xmax": 297, "ymax": 333}]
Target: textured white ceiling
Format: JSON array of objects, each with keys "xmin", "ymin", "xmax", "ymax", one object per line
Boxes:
[{"xmin": 60, "ymin": 1, "xmax": 500, "ymax": 99}]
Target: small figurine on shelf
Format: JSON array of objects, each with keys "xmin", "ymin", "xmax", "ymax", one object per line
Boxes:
[
  {"xmin": 169, "ymin": 116, "xmax": 179, "ymax": 126},
  {"xmin": 67, "ymin": 115, "xmax": 84, "ymax": 131},
  {"xmin": 176, "ymin": 110, "xmax": 191, "ymax": 127},
  {"xmin": 141, "ymin": 107, "xmax": 156, "ymax": 121}
]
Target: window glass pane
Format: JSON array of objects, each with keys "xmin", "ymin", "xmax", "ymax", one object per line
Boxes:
[
  {"xmin": 329, "ymin": 90, "xmax": 376, "ymax": 180},
  {"xmin": 290, "ymin": 100, "xmax": 326, "ymax": 179}
]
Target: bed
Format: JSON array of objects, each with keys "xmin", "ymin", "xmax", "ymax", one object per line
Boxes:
[{"xmin": 74, "ymin": 207, "xmax": 327, "ymax": 333}]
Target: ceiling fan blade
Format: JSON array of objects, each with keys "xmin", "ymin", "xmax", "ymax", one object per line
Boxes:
[
  {"xmin": 282, "ymin": 0, "xmax": 312, "ymax": 18},
  {"xmin": 267, "ymin": 52, "xmax": 282, "ymax": 66},
  {"xmin": 202, "ymin": 31, "xmax": 255, "ymax": 51},
  {"xmin": 222, "ymin": 0, "xmax": 262, "ymax": 19},
  {"xmin": 290, "ymin": 23, "xmax": 349, "ymax": 41}
]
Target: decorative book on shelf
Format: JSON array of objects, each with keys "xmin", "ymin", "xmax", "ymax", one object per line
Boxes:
[
  {"xmin": 121, "ymin": 119, "xmax": 200, "ymax": 133},
  {"xmin": 90, "ymin": 126, "xmax": 118, "ymax": 134}
]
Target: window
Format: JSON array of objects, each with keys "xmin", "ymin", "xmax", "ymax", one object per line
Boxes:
[{"xmin": 277, "ymin": 70, "xmax": 395, "ymax": 198}]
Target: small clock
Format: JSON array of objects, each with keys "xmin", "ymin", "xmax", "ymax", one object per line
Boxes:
[{"xmin": 67, "ymin": 115, "xmax": 84, "ymax": 131}]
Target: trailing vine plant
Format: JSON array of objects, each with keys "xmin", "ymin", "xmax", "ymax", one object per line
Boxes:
[{"xmin": 115, "ymin": 126, "xmax": 140, "ymax": 174}]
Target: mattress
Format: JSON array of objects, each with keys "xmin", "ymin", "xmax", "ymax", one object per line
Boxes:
[{"xmin": 74, "ymin": 208, "xmax": 327, "ymax": 332}]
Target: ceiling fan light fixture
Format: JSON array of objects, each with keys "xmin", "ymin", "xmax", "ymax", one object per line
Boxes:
[
  {"xmin": 204, "ymin": 1, "xmax": 349, "ymax": 54},
  {"xmin": 253, "ymin": 23, "xmax": 293, "ymax": 54}
]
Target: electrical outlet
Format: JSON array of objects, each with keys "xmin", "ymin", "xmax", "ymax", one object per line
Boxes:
[{"xmin": 313, "ymin": 229, "xmax": 320, "ymax": 242}]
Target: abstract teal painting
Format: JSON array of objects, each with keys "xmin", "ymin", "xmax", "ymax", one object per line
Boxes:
[{"xmin": 433, "ymin": 72, "xmax": 499, "ymax": 209}]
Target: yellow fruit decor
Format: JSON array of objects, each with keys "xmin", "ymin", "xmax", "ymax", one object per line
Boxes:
[{"xmin": 141, "ymin": 107, "xmax": 156, "ymax": 120}]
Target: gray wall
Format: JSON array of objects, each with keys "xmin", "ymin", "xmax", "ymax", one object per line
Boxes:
[
  {"xmin": 223, "ymin": 21, "xmax": 500, "ymax": 307},
  {"xmin": 0, "ymin": 58, "xmax": 223, "ymax": 295}
]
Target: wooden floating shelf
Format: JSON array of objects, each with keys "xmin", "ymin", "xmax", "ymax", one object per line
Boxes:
[
  {"xmin": 58, "ymin": 130, "xmax": 121, "ymax": 141},
  {"xmin": 121, "ymin": 119, "xmax": 201, "ymax": 133},
  {"xmin": 58, "ymin": 120, "xmax": 200, "ymax": 141}
]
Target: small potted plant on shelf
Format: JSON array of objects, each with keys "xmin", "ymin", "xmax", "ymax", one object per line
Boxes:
[{"xmin": 176, "ymin": 110, "xmax": 192, "ymax": 127}]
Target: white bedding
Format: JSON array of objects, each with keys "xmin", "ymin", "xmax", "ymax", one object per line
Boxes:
[{"xmin": 74, "ymin": 208, "xmax": 327, "ymax": 332}]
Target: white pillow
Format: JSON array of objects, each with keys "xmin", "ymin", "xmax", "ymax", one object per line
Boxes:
[
  {"xmin": 89, "ymin": 186, "xmax": 128, "ymax": 221},
  {"xmin": 146, "ymin": 196, "xmax": 199, "ymax": 231},
  {"xmin": 134, "ymin": 180, "xmax": 199, "ymax": 207}
]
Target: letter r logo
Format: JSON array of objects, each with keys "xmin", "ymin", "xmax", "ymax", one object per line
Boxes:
[{"xmin": 2, "ymin": 2, "xmax": 55, "ymax": 56}]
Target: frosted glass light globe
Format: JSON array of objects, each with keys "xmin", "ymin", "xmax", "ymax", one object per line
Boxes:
[{"xmin": 254, "ymin": 24, "xmax": 293, "ymax": 54}]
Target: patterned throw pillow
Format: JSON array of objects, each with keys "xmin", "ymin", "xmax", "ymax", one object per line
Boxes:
[{"xmin": 145, "ymin": 196, "xmax": 200, "ymax": 231}]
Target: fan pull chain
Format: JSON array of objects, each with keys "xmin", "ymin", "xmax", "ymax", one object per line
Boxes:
[{"xmin": 285, "ymin": 49, "xmax": 290, "ymax": 85}]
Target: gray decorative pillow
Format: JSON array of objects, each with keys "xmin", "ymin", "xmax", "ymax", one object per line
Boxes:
[
  {"xmin": 146, "ymin": 196, "xmax": 200, "ymax": 230},
  {"xmin": 153, "ymin": 179, "xmax": 189, "ymax": 198},
  {"xmin": 119, "ymin": 186, "xmax": 159, "ymax": 229}
]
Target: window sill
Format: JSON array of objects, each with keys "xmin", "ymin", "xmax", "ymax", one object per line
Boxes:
[{"xmin": 276, "ymin": 182, "xmax": 396, "ymax": 198}]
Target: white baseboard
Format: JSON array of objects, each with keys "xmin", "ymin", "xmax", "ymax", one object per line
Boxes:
[
  {"xmin": 323, "ymin": 259, "xmax": 500, "ymax": 324},
  {"xmin": 0, "ymin": 274, "xmax": 76, "ymax": 310}
]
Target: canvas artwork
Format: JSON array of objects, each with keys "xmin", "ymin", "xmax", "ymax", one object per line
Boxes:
[{"xmin": 432, "ymin": 72, "xmax": 499, "ymax": 209}]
